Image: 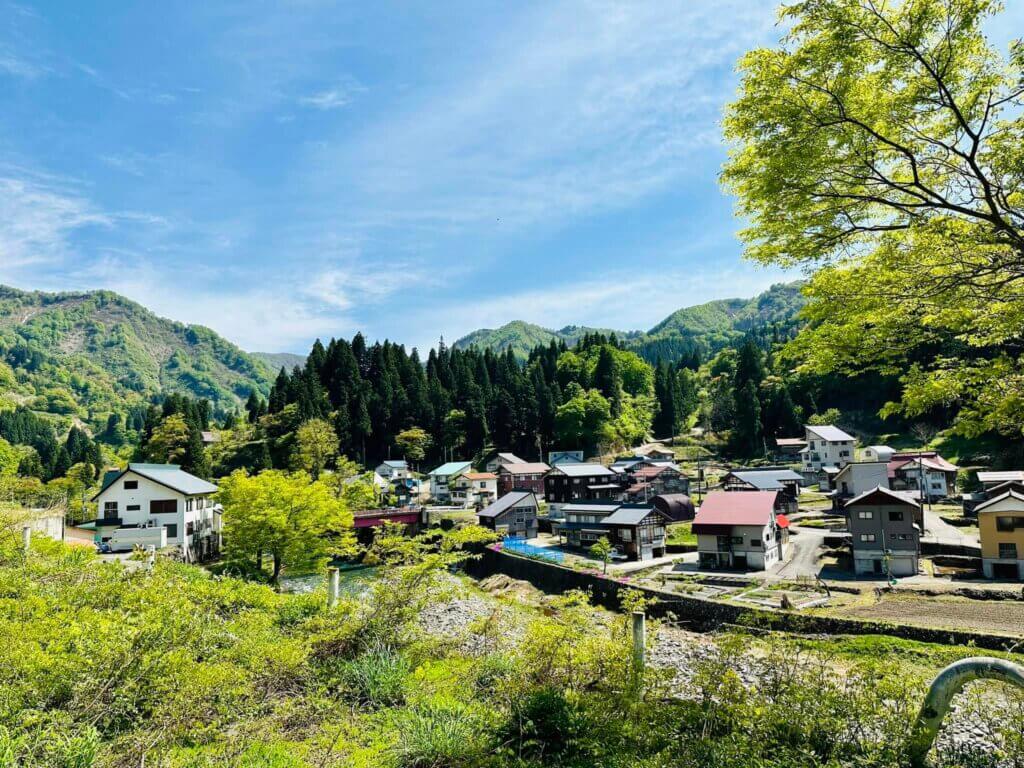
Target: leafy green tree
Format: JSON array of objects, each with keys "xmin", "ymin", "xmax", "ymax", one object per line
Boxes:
[
  {"xmin": 0, "ymin": 438, "xmax": 19, "ymax": 477},
  {"xmin": 808, "ymin": 408, "xmax": 843, "ymax": 427},
  {"xmin": 292, "ymin": 418, "xmax": 338, "ymax": 480},
  {"xmin": 555, "ymin": 386, "xmax": 613, "ymax": 453},
  {"xmin": 146, "ymin": 414, "xmax": 192, "ymax": 465},
  {"xmin": 218, "ymin": 469, "xmax": 356, "ymax": 582},
  {"xmin": 722, "ymin": 0, "xmax": 1024, "ymax": 437},
  {"xmin": 17, "ymin": 450, "xmax": 44, "ymax": 479},
  {"xmin": 395, "ymin": 426, "xmax": 431, "ymax": 465},
  {"xmin": 590, "ymin": 536, "xmax": 613, "ymax": 575}
]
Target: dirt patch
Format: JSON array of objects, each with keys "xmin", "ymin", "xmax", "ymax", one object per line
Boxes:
[{"xmin": 836, "ymin": 593, "xmax": 1024, "ymax": 636}]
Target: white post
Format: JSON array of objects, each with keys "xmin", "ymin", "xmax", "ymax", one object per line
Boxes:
[
  {"xmin": 147, "ymin": 545, "xmax": 156, "ymax": 571},
  {"xmin": 22, "ymin": 526, "xmax": 31, "ymax": 552},
  {"xmin": 327, "ymin": 566, "xmax": 340, "ymax": 609},
  {"xmin": 631, "ymin": 610, "xmax": 646, "ymax": 672}
]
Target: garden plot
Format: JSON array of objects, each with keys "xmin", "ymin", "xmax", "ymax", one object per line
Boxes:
[{"xmin": 732, "ymin": 586, "xmax": 830, "ymax": 610}]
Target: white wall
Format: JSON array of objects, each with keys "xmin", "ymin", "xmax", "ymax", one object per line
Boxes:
[{"xmin": 108, "ymin": 526, "xmax": 167, "ymax": 552}]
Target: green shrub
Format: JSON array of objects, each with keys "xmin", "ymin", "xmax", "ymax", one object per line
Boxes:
[
  {"xmin": 389, "ymin": 702, "xmax": 490, "ymax": 768},
  {"xmin": 338, "ymin": 644, "xmax": 411, "ymax": 708}
]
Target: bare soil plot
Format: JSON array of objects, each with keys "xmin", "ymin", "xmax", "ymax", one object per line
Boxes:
[{"xmin": 834, "ymin": 593, "xmax": 1024, "ymax": 636}]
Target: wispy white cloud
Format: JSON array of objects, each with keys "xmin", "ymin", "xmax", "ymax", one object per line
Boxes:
[{"xmin": 0, "ymin": 174, "xmax": 111, "ymax": 268}]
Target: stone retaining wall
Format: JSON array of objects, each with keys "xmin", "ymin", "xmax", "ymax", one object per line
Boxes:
[{"xmin": 465, "ymin": 547, "xmax": 1021, "ymax": 651}]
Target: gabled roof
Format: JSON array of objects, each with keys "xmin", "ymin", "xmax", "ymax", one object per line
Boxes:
[
  {"xmin": 632, "ymin": 465, "xmax": 680, "ymax": 479},
  {"xmin": 477, "ymin": 490, "xmax": 537, "ymax": 518},
  {"xmin": 380, "ymin": 460, "xmax": 408, "ymax": 469},
  {"xmin": 603, "ymin": 505, "xmax": 666, "ymax": 526},
  {"xmin": 983, "ymin": 480, "xmax": 1024, "ymax": 498},
  {"xmin": 725, "ymin": 468, "xmax": 802, "ymax": 489},
  {"xmin": 429, "ymin": 461, "xmax": 472, "ymax": 476},
  {"xmin": 805, "ymin": 425, "xmax": 855, "ymax": 442},
  {"xmin": 461, "ymin": 472, "xmax": 497, "ymax": 481},
  {"xmin": 500, "ymin": 462, "xmax": 551, "ymax": 475},
  {"xmin": 694, "ymin": 491, "xmax": 779, "ymax": 527},
  {"xmin": 843, "ymin": 485, "xmax": 920, "ymax": 509},
  {"xmin": 834, "ymin": 462, "xmax": 887, "ymax": 481},
  {"xmin": 776, "ymin": 437, "xmax": 807, "ymax": 447},
  {"xmin": 548, "ymin": 462, "xmax": 615, "ymax": 477},
  {"xmin": 493, "ymin": 452, "xmax": 526, "ymax": 464},
  {"xmin": 893, "ymin": 454, "xmax": 959, "ymax": 473},
  {"xmin": 93, "ymin": 463, "xmax": 218, "ymax": 501},
  {"xmin": 974, "ymin": 490, "xmax": 1024, "ymax": 515}
]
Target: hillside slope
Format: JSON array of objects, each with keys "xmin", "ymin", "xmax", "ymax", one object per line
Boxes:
[
  {"xmin": 454, "ymin": 281, "xmax": 806, "ymax": 362},
  {"xmin": 0, "ymin": 286, "xmax": 272, "ymax": 430},
  {"xmin": 252, "ymin": 351, "xmax": 307, "ymax": 372}
]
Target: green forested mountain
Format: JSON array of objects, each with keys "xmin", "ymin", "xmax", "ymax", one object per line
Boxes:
[
  {"xmin": 0, "ymin": 286, "xmax": 273, "ymax": 433},
  {"xmin": 454, "ymin": 320, "xmax": 634, "ymax": 360},
  {"xmin": 455, "ymin": 281, "xmax": 805, "ymax": 363}
]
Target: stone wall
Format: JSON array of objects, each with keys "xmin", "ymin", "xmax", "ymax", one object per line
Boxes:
[{"xmin": 464, "ymin": 547, "xmax": 1022, "ymax": 651}]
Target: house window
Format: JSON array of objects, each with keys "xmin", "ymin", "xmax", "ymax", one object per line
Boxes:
[
  {"xmin": 126, "ymin": 504, "xmax": 140, "ymax": 511},
  {"xmin": 620, "ymin": 530, "xmax": 633, "ymax": 541},
  {"xmin": 751, "ymin": 539, "xmax": 762, "ymax": 547},
  {"xmin": 860, "ymin": 534, "xmax": 876, "ymax": 543},
  {"xmin": 997, "ymin": 517, "xmax": 1018, "ymax": 532},
  {"xmin": 123, "ymin": 480, "xmax": 138, "ymax": 490},
  {"xmin": 999, "ymin": 543, "xmax": 1018, "ymax": 559},
  {"xmin": 165, "ymin": 524, "xmax": 178, "ymax": 539},
  {"xmin": 857, "ymin": 511, "xmax": 873, "ymax": 519},
  {"xmin": 150, "ymin": 499, "xmax": 177, "ymax": 515},
  {"xmin": 186, "ymin": 522, "xmax": 195, "ymax": 536},
  {"xmin": 103, "ymin": 501, "xmax": 118, "ymax": 517},
  {"xmin": 731, "ymin": 536, "xmax": 743, "ymax": 545},
  {"xmin": 888, "ymin": 510, "xmax": 904, "ymax": 522}
]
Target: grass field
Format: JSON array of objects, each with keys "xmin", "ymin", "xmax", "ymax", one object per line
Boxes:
[{"xmin": 833, "ymin": 592, "xmax": 1024, "ymax": 637}]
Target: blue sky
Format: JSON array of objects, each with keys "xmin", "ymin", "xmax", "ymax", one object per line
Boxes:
[{"xmin": 1, "ymin": 2, "xmax": 1017, "ymax": 354}]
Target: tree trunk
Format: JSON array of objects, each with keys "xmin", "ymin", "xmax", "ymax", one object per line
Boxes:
[
  {"xmin": 272, "ymin": 553, "xmax": 282, "ymax": 583},
  {"xmin": 256, "ymin": 550, "xmax": 263, "ymax": 572}
]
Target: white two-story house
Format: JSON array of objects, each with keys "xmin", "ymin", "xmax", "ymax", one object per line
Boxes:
[
  {"xmin": 88, "ymin": 463, "xmax": 221, "ymax": 561},
  {"xmin": 800, "ymin": 425, "xmax": 856, "ymax": 485},
  {"xmin": 428, "ymin": 461, "xmax": 472, "ymax": 502}
]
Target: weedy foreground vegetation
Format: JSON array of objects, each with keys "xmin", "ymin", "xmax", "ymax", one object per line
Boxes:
[{"xmin": 1, "ymin": 517, "xmax": 1023, "ymax": 768}]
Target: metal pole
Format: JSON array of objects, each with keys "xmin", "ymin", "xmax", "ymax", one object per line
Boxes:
[
  {"xmin": 327, "ymin": 566, "xmax": 340, "ymax": 609},
  {"xmin": 631, "ymin": 610, "xmax": 646, "ymax": 672},
  {"xmin": 147, "ymin": 544, "xmax": 156, "ymax": 571},
  {"xmin": 22, "ymin": 525, "xmax": 31, "ymax": 552}
]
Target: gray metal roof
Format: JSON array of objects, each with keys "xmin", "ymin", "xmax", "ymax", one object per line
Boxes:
[
  {"xmin": 94, "ymin": 463, "xmax": 218, "ymax": 500},
  {"xmin": 477, "ymin": 490, "xmax": 536, "ymax": 518},
  {"xmin": 726, "ymin": 469, "xmax": 803, "ymax": 490},
  {"xmin": 602, "ymin": 505, "xmax": 662, "ymax": 525},
  {"xmin": 805, "ymin": 425, "xmax": 855, "ymax": 442},
  {"xmin": 561, "ymin": 501, "xmax": 622, "ymax": 514},
  {"xmin": 549, "ymin": 462, "xmax": 615, "ymax": 477}
]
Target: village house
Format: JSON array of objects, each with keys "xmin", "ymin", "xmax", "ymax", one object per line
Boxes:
[
  {"xmin": 497, "ymin": 461, "xmax": 550, "ymax": 497},
  {"xmin": 845, "ymin": 487, "xmax": 921, "ymax": 577},
  {"xmin": 862, "ymin": 445, "xmax": 895, "ymax": 462},
  {"xmin": 832, "ymin": 462, "xmax": 890, "ymax": 505},
  {"xmin": 450, "ymin": 472, "xmax": 498, "ymax": 508},
  {"xmin": 375, "ymin": 459, "xmax": 410, "ymax": 481},
  {"xmin": 976, "ymin": 490, "xmax": 1024, "ymax": 580},
  {"xmin": 87, "ymin": 463, "xmax": 220, "ymax": 561},
  {"xmin": 774, "ymin": 436, "xmax": 807, "ymax": 460},
  {"xmin": 484, "ymin": 451, "xmax": 527, "ymax": 474},
  {"xmin": 610, "ymin": 455, "xmax": 646, "ymax": 473},
  {"xmin": 888, "ymin": 452, "xmax": 958, "ymax": 501},
  {"xmin": 544, "ymin": 462, "xmax": 622, "ymax": 515},
  {"xmin": 693, "ymin": 491, "xmax": 789, "ymax": 571},
  {"xmin": 964, "ymin": 478, "xmax": 1024, "ymax": 516},
  {"xmin": 428, "ymin": 461, "xmax": 472, "ymax": 502},
  {"xmin": 640, "ymin": 446, "xmax": 676, "ymax": 461},
  {"xmin": 977, "ymin": 470, "xmax": 1024, "ymax": 490},
  {"xmin": 476, "ymin": 490, "xmax": 540, "ymax": 539},
  {"xmin": 721, "ymin": 468, "xmax": 802, "ymax": 514},
  {"xmin": 800, "ymin": 425, "xmax": 856, "ymax": 483},
  {"xmin": 625, "ymin": 464, "xmax": 689, "ymax": 501},
  {"xmin": 555, "ymin": 501, "xmax": 668, "ymax": 561}
]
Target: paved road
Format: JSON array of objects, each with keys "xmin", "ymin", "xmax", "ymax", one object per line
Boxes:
[
  {"xmin": 921, "ymin": 508, "xmax": 980, "ymax": 549},
  {"xmin": 772, "ymin": 525, "xmax": 827, "ymax": 580}
]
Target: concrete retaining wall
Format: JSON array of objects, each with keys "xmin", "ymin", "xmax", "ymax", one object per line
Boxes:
[{"xmin": 465, "ymin": 547, "xmax": 1022, "ymax": 651}]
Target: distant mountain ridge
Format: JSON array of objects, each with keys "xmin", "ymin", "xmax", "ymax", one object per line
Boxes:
[
  {"xmin": 252, "ymin": 352, "xmax": 307, "ymax": 372},
  {"xmin": 454, "ymin": 281, "xmax": 806, "ymax": 361},
  {"xmin": 0, "ymin": 285, "xmax": 274, "ymax": 431}
]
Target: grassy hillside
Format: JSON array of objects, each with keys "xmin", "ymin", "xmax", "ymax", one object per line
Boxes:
[
  {"xmin": 455, "ymin": 281, "xmax": 806, "ymax": 362},
  {"xmin": 0, "ymin": 286, "xmax": 272, "ymax": 432}
]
